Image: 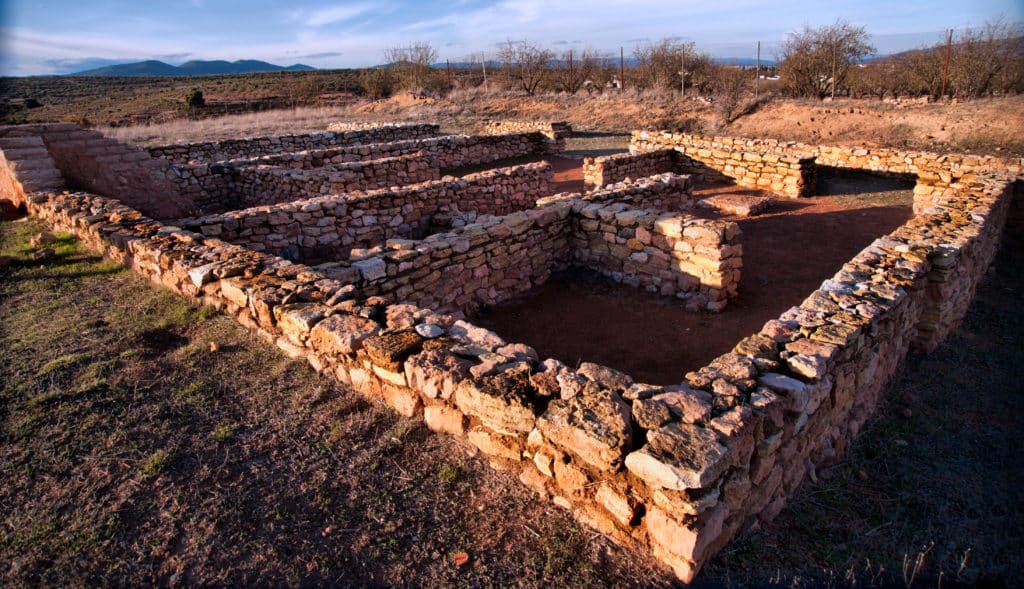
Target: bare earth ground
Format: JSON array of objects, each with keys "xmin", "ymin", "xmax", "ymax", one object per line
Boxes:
[
  {"xmin": 476, "ymin": 169, "xmax": 914, "ymax": 384},
  {"xmin": 2, "ymin": 189, "xmax": 1022, "ymax": 586}
]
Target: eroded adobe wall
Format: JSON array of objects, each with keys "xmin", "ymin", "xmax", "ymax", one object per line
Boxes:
[
  {"xmin": 148, "ymin": 124, "xmax": 442, "ymax": 165},
  {"xmin": 179, "ymin": 162, "xmax": 553, "ymax": 263}
]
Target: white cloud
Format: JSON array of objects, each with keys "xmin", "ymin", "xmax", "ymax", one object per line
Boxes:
[{"xmin": 304, "ymin": 3, "xmax": 378, "ymax": 27}]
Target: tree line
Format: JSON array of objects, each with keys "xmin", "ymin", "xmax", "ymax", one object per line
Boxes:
[{"xmin": 355, "ymin": 19, "xmax": 1022, "ymax": 103}]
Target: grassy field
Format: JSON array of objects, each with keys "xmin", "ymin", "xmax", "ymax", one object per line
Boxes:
[{"xmin": 2, "ymin": 191, "xmax": 1021, "ymax": 586}]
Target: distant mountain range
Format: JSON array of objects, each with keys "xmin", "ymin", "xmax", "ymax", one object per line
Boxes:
[{"xmin": 72, "ymin": 60, "xmax": 314, "ymax": 77}]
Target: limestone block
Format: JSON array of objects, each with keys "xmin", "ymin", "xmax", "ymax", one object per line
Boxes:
[
  {"xmin": 625, "ymin": 423, "xmax": 729, "ymax": 491},
  {"xmin": 537, "ymin": 384, "xmax": 633, "ymax": 471},
  {"xmin": 454, "ymin": 371, "xmax": 537, "ymax": 435},
  {"xmin": 309, "ymin": 313, "xmax": 380, "ymax": 357}
]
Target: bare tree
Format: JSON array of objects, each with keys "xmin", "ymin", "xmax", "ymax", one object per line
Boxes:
[
  {"xmin": 949, "ymin": 20, "xmax": 1024, "ymax": 97},
  {"xmin": 358, "ymin": 67, "xmax": 396, "ymax": 100},
  {"xmin": 498, "ymin": 40, "xmax": 554, "ymax": 95},
  {"xmin": 778, "ymin": 20, "xmax": 875, "ymax": 98},
  {"xmin": 383, "ymin": 41, "xmax": 439, "ymax": 93},
  {"xmin": 632, "ymin": 37, "xmax": 714, "ymax": 93},
  {"xmin": 711, "ymin": 65, "xmax": 754, "ymax": 122},
  {"xmin": 552, "ymin": 48, "xmax": 602, "ymax": 94}
]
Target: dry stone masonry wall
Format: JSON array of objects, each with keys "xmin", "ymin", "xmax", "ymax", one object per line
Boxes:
[
  {"xmin": 483, "ymin": 120, "xmax": 572, "ymax": 153},
  {"xmin": 148, "ymin": 124, "xmax": 441, "ymax": 165},
  {"xmin": 178, "ymin": 162, "xmax": 553, "ymax": 263},
  {"xmin": 3, "ymin": 122, "xmax": 1017, "ymax": 585}
]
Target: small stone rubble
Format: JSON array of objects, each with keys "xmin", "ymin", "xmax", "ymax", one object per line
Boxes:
[{"xmin": 1, "ymin": 120, "xmax": 1018, "ymax": 584}]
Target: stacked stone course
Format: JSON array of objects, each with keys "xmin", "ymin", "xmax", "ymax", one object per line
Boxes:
[
  {"xmin": 582, "ymin": 150, "xmax": 676, "ymax": 190},
  {"xmin": 148, "ymin": 124, "xmax": 441, "ymax": 164},
  {"xmin": 180, "ymin": 162, "xmax": 553, "ymax": 262},
  {"xmin": 483, "ymin": 121, "xmax": 572, "ymax": 153},
  {"xmin": 232, "ymin": 153, "xmax": 439, "ymax": 208},
  {"xmin": 631, "ymin": 130, "xmax": 1023, "ymax": 202},
  {"xmin": 3, "ymin": 123, "xmax": 1017, "ymax": 585}
]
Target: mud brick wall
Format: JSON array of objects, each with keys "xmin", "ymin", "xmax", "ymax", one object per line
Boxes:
[
  {"xmin": 631, "ymin": 131, "xmax": 816, "ymax": 198},
  {"xmin": 483, "ymin": 121, "xmax": 571, "ymax": 153},
  {"xmin": 570, "ymin": 200, "xmax": 741, "ymax": 311},
  {"xmin": 11, "ymin": 130, "xmax": 1016, "ymax": 585},
  {"xmin": 582, "ymin": 150, "xmax": 676, "ymax": 190},
  {"xmin": 179, "ymin": 162, "xmax": 552, "ymax": 263},
  {"xmin": 233, "ymin": 154, "xmax": 439, "ymax": 207},
  {"xmin": 148, "ymin": 124, "xmax": 442, "ymax": 165}
]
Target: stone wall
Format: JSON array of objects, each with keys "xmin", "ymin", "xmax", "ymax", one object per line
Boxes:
[
  {"xmin": 582, "ymin": 150, "xmax": 676, "ymax": 190},
  {"xmin": 232, "ymin": 133, "xmax": 550, "ymax": 172},
  {"xmin": 233, "ymin": 154, "xmax": 440, "ymax": 208},
  {"xmin": 630, "ymin": 131, "xmax": 815, "ymax": 198},
  {"xmin": 0, "ymin": 123, "xmax": 195, "ymax": 219},
  {"xmin": 569, "ymin": 200, "xmax": 741, "ymax": 311},
  {"xmin": 578, "ymin": 173, "xmax": 696, "ymax": 212},
  {"xmin": 631, "ymin": 130, "xmax": 1023, "ymax": 202},
  {"xmin": 9, "ymin": 130, "xmax": 1016, "ymax": 585},
  {"xmin": 356, "ymin": 201, "xmax": 574, "ymax": 315},
  {"xmin": 483, "ymin": 121, "xmax": 572, "ymax": 153},
  {"xmin": 178, "ymin": 162, "xmax": 553, "ymax": 262},
  {"xmin": 148, "ymin": 124, "xmax": 442, "ymax": 165}
]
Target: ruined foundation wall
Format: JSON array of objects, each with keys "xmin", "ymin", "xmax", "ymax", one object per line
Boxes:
[
  {"xmin": 0, "ymin": 123, "xmax": 195, "ymax": 219},
  {"xmin": 579, "ymin": 172, "xmax": 695, "ymax": 212},
  {"xmin": 355, "ymin": 202, "xmax": 574, "ymax": 315},
  {"xmin": 569, "ymin": 200, "xmax": 741, "ymax": 311},
  {"xmin": 630, "ymin": 131, "xmax": 815, "ymax": 197},
  {"xmin": 582, "ymin": 150, "xmax": 676, "ymax": 190},
  {"xmin": 631, "ymin": 130, "xmax": 1023, "ymax": 203},
  {"xmin": 148, "ymin": 124, "xmax": 442, "ymax": 165},
  {"xmin": 179, "ymin": 162, "xmax": 553, "ymax": 262},
  {"xmin": 234, "ymin": 154, "xmax": 439, "ymax": 208},
  {"xmin": 483, "ymin": 121, "xmax": 571, "ymax": 153},
  {"xmin": 229, "ymin": 133, "xmax": 550, "ymax": 172},
  {"xmin": 10, "ymin": 130, "xmax": 1016, "ymax": 585}
]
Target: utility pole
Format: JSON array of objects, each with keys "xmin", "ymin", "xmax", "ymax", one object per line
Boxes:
[
  {"xmin": 755, "ymin": 41, "xmax": 760, "ymax": 100},
  {"xmin": 941, "ymin": 28, "xmax": 952, "ymax": 99},
  {"xmin": 481, "ymin": 53, "xmax": 488, "ymax": 89},
  {"xmin": 620, "ymin": 46, "xmax": 625, "ymax": 92},
  {"xmin": 569, "ymin": 49, "xmax": 574, "ymax": 94},
  {"xmin": 830, "ymin": 42, "xmax": 837, "ymax": 100},
  {"xmin": 680, "ymin": 52, "xmax": 686, "ymax": 97}
]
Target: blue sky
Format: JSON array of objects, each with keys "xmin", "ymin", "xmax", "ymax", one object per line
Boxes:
[{"xmin": 1, "ymin": 0, "xmax": 1021, "ymax": 75}]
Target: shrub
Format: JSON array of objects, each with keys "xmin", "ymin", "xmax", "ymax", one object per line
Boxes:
[{"xmin": 184, "ymin": 88, "xmax": 205, "ymax": 108}]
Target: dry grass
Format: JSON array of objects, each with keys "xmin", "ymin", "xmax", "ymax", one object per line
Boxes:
[{"xmin": 0, "ymin": 217, "xmax": 671, "ymax": 587}]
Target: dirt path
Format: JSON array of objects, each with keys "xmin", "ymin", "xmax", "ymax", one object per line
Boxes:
[{"xmin": 476, "ymin": 173, "xmax": 913, "ymax": 384}]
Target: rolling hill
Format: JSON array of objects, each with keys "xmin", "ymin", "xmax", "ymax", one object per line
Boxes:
[{"xmin": 73, "ymin": 60, "xmax": 314, "ymax": 77}]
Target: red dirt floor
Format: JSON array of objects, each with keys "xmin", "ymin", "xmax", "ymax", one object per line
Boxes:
[{"xmin": 475, "ymin": 165, "xmax": 914, "ymax": 385}]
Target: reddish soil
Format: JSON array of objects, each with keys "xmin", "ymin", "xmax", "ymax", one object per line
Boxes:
[{"xmin": 476, "ymin": 169, "xmax": 914, "ymax": 385}]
